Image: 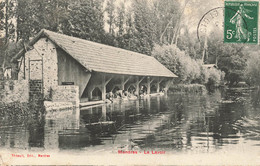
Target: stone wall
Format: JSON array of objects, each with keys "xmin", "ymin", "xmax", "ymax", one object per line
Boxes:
[
  {"xmin": 18, "ymin": 37, "xmax": 58, "ymax": 98},
  {"xmin": 1, "ymin": 80, "xmax": 29, "ymax": 103},
  {"xmin": 29, "ymin": 80, "xmax": 43, "ymax": 102},
  {"xmin": 44, "ymin": 101, "xmax": 74, "ymax": 111},
  {"xmin": 52, "ymin": 85, "xmax": 79, "ymax": 107}
]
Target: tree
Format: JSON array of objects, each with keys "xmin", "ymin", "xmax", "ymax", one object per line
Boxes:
[
  {"xmin": 116, "ymin": 2, "xmax": 125, "ymax": 37},
  {"xmin": 130, "ymin": 0, "xmax": 156, "ymax": 55},
  {"xmin": 105, "ymin": 0, "xmax": 116, "ymax": 35},
  {"xmin": 245, "ymin": 52, "xmax": 260, "ymax": 87},
  {"xmin": 65, "ymin": 0, "xmax": 105, "ymax": 43},
  {"xmin": 16, "ymin": 0, "xmax": 71, "ymax": 41},
  {"xmin": 0, "ymin": 0, "xmax": 16, "ymax": 72},
  {"xmin": 153, "ymin": 0, "xmax": 180, "ymax": 44}
]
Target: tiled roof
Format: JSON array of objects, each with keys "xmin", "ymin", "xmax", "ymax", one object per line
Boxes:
[{"xmin": 17, "ymin": 29, "xmax": 178, "ymax": 78}]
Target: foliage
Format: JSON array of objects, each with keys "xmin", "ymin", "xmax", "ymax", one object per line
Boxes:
[
  {"xmin": 105, "ymin": 0, "xmax": 116, "ymax": 35},
  {"xmin": 116, "ymin": 2, "xmax": 125, "ymax": 37},
  {"xmin": 245, "ymin": 52, "xmax": 260, "ymax": 87},
  {"xmin": 168, "ymin": 84, "xmax": 207, "ymax": 94},
  {"xmin": 0, "ymin": 100, "xmax": 45, "ymax": 118},
  {"xmin": 0, "ymin": 0, "xmax": 16, "ymax": 42},
  {"xmin": 0, "ymin": 40, "xmax": 23, "ymax": 78},
  {"xmin": 62, "ymin": 0, "xmax": 106, "ymax": 43},
  {"xmin": 152, "ymin": 44, "xmax": 200, "ymax": 83},
  {"xmin": 152, "ymin": 44, "xmax": 224, "ymax": 86},
  {"xmin": 206, "ymin": 32, "xmax": 246, "ymax": 86},
  {"xmin": 16, "ymin": 0, "xmax": 71, "ymax": 41},
  {"xmin": 207, "ymin": 68, "xmax": 225, "ymax": 86}
]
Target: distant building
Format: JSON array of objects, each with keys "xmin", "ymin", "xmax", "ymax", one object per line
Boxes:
[{"xmin": 202, "ymin": 64, "xmax": 218, "ymax": 70}]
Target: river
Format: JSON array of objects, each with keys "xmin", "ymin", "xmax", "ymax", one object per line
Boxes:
[{"xmin": 0, "ymin": 88, "xmax": 260, "ymax": 156}]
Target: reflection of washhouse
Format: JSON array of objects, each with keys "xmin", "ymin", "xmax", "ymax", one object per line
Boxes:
[
  {"xmin": 44, "ymin": 109, "xmax": 80, "ymax": 150},
  {"xmin": 40, "ymin": 95, "xmax": 170, "ymax": 151},
  {"xmin": 0, "ymin": 118, "xmax": 46, "ymax": 150},
  {"xmin": 58, "ymin": 95, "xmax": 167, "ymax": 151},
  {"xmin": 0, "ymin": 124, "xmax": 30, "ymax": 149}
]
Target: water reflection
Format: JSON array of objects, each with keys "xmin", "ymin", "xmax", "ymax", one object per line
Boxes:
[{"xmin": 0, "ymin": 89, "xmax": 260, "ymax": 154}]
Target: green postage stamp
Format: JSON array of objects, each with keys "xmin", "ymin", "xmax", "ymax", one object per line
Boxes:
[{"xmin": 224, "ymin": 1, "xmax": 259, "ymax": 44}]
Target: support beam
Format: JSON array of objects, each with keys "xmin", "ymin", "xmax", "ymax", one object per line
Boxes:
[
  {"xmin": 88, "ymin": 85, "xmax": 95, "ymax": 100},
  {"xmin": 134, "ymin": 76, "xmax": 145, "ymax": 96},
  {"xmin": 88, "ymin": 74, "xmax": 113, "ymax": 101},
  {"xmin": 101, "ymin": 75, "xmax": 113, "ymax": 101},
  {"xmin": 126, "ymin": 83, "xmax": 136, "ymax": 91},
  {"xmin": 147, "ymin": 77, "xmax": 155, "ymax": 94},
  {"xmin": 111, "ymin": 76, "xmax": 131, "ymax": 92},
  {"xmin": 138, "ymin": 76, "xmax": 145, "ymax": 84},
  {"xmin": 121, "ymin": 75, "xmax": 130, "ymax": 90},
  {"xmin": 105, "ymin": 76, "xmax": 113, "ymax": 85},
  {"xmin": 156, "ymin": 78, "xmax": 164, "ymax": 93},
  {"xmin": 123, "ymin": 76, "xmax": 130, "ymax": 85},
  {"xmin": 88, "ymin": 85, "xmax": 102, "ymax": 100},
  {"xmin": 122, "ymin": 76, "xmax": 130, "ymax": 90}
]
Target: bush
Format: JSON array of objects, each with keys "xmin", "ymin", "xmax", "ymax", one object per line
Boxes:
[
  {"xmin": 168, "ymin": 84, "xmax": 207, "ymax": 93},
  {"xmin": 207, "ymin": 68, "xmax": 225, "ymax": 86},
  {"xmin": 152, "ymin": 44, "xmax": 200, "ymax": 83},
  {"xmin": 152, "ymin": 44, "xmax": 224, "ymax": 86},
  {"xmin": 0, "ymin": 100, "xmax": 45, "ymax": 118},
  {"xmin": 245, "ymin": 53, "xmax": 260, "ymax": 87}
]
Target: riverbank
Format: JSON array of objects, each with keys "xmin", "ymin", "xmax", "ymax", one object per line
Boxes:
[{"xmin": 168, "ymin": 84, "xmax": 207, "ymax": 93}]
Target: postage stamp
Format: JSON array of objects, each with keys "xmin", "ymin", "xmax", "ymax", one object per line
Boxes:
[{"xmin": 224, "ymin": 1, "xmax": 259, "ymax": 44}]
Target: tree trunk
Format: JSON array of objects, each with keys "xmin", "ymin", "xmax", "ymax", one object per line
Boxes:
[
  {"xmin": 5, "ymin": 0, "xmax": 9, "ymax": 44},
  {"xmin": 201, "ymin": 36, "xmax": 207, "ymax": 64},
  {"xmin": 171, "ymin": 0, "xmax": 189, "ymax": 45},
  {"xmin": 159, "ymin": 17, "xmax": 173, "ymax": 44}
]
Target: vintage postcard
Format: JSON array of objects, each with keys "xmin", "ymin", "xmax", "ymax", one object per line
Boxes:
[{"xmin": 0, "ymin": 0, "xmax": 260, "ymax": 165}]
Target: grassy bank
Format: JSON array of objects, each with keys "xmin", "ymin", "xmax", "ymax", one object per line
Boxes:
[{"xmin": 168, "ymin": 84, "xmax": 207, "ymax": 93}]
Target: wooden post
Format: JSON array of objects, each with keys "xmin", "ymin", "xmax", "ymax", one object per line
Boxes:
[
  {"xmin": 156, "ymin": 82, "xmax": 160, "ymax": 93},
  {"xmin": 135, "ymin": 77, "xmax": 140, "ymax": 96},
  {"xmin": 147, "ymin": 77, "xmax": 154, "ymax": 94},
  {"xmin": 156, "ymin": 78, "xmax": 164, "ymax": 93},
  {"xmin": 101, "ymin": 75, "xmax": 106, "ymax": 101},
  {"xmin": 147, "ymin": 77, "xmax": 151, "ymax": 94},
  {"xmin": 121, "ymin": 76, "xmax": 125, "ymax": 90},
  {"xmin": 135, "ymin": 76, "xmax": 144, "ymax": 96},
  {"xmin": 101, "ymin": 74, "xmax": 113, "ymax": 101},
  {"xmin": 88, "ymin": 89, "xmax": 93, "ymax": 100},
  {"xmin": 122, "ymin": 76, "xmax": 130, "ymax": 90}
]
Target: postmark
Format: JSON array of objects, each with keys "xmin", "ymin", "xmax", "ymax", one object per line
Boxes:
[
  {"xmin": 197, "ymin": 7, "xmax": 225, "ymax": 42},
  {"xmin": 224, "ymin": 1, "xmax": 259, "ymax": 44}
]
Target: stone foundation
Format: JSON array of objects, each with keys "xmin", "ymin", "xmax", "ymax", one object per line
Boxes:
[
  {"xmin": 29, "ymin": 80, "xmax": 43, "ymax": 102},
  {"xmin": 52, "ymin": 85, "xmax": 79, "ymax": 107},
  {"xmin": 44, "ymin": 101, "xmax": 74, "ymax": 111}
]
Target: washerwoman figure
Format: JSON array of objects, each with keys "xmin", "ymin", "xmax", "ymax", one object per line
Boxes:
[{"xmin": 230, "ymin": 4, "xmax": 254, "ymax": 42}]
